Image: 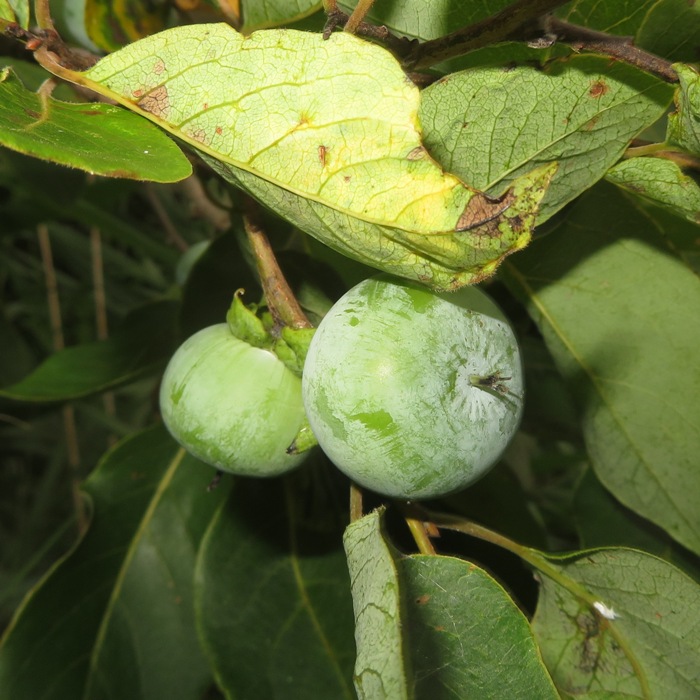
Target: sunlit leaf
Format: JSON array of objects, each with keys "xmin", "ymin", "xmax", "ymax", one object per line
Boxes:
[
  {"xmin": 606, "ymin": 156, "xmax": 700, "ymax": 225},
  {"xmin": 42, "ymin": 23, "xmax": 554, "ymax": 290},
  {"xmin": 667, "ymin": 63, "xmax": 700, "ymax": 157},
  {"xmin": 0, "ymin": 68, "xmax": 191, "ymax": 182},
  {"xmin": 420, "ymin": 55, "xmax": 672, "ymax": 222}
]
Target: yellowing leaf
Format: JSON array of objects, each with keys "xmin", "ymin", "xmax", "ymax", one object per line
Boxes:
[{"xmin": 45, "ymin": 24, "xmax": 554, "ymax": 290}]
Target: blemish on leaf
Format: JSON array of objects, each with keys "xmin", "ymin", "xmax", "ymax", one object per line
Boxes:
[
  {"xmin": 407, "ymin": 146, "xmax": 425, "ymax": 161},
  {"xmin": 415, "ymin": 594, "xmax": 431, "ymax": 605},
  {"xmin": 191, "ymin": 128, "xmax": 207, "ymax": 144},
  {"xmin": 24, "ymin": 108, "xmax": 41, "ymax": 119},
  {"xmin": 215, "ymin": 126, "xmax": 223, "ymax": 135},
  {"xmin": 138, "ymin": 85, "xmax": 170, "ymax": 119},
  {"xmin": 153, "ymin": 59, "xmax": 166, "ymax": 75},
  {"xmin": 456, "ymin": 190, "xmax": 514, "ymax": 231},
  {"xmin": 343, "ymin": 175, "xmax": 352, "ymax": 183},
  {"xmin": 318, "ymin": 144, "xmax": 328, "ymax": 167},
  {"xmin": 589, "ymin": 80, "xmax": 609, "ymax": 98},
  {"xmin": 132, "ymin": 88, "xmax": 144, "ymax": 98}
]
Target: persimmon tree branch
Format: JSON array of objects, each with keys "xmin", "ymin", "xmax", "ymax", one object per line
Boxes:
[
  {"xmin": 543, "ymin": 17, "xmax": 678, "ymax": 82},
  {"xmin": 241, "ymin": 196, "xmax": 312, "ymax": 330},
  {"xmin": 402, "ymin": 0, "xmax": 570, "ymax": 69}
]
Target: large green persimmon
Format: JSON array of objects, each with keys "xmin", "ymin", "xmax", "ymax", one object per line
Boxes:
[
  {"xmin": 159, "ymin": 324, "xmax": 307, "ymax": 476},
  {"xmin": 302, "ymin": 276, "xmax": 524, "ymax": 499}
]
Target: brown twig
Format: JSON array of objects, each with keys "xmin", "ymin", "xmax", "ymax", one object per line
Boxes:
[
  {"xmin": 321, "ymin": 4, "xmax": 416, "ymax": 57},
  {"xmin": 349, "ymin": 482, "xmax": 363, "ymax": 522},
  {"xmin": 90, "ymin": 226, "xmax": 117, "ymax": 448},
  {"xmin": 544, "ymin": 16, "xmax": 678, "ymax": 82},
  {"xmin": 179, "ymin": 175, "xmax": 231, "ymax": 232},
  {"xmin": 241, "ymin": 196, "xmax": 312, "ymax": 330},
  {"xmin": 37, "ymin": 224, "xmax": 88, "ymax": 535},
  {"xmin": 344, "ymin": 0, "xmax": 376, "ymax": 35},
  {"xmin": 403, "ymin": 0, "xmax": 570, "ymax": 70},
  {"xmin": 144, "ymin": 184, "xmax": 189, "ymax": 253}
]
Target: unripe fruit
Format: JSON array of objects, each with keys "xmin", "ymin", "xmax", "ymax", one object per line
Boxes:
[
  {"xmin": 302, "ymin": 276, "xmax": 523, "ymax": 499},
  {"xmin": 160, "ymin": 324, "xmax": 307, "ymax": 476}
]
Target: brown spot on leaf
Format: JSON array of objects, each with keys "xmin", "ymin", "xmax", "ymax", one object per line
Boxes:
[
  {"xmin": 132, "ymin": 88, "xmax": 144, "ymax": 98},
  {"xmin": 318, "ymin": 144, "xmax": 328, "ymax": 167},
  {"xmin": 215, "ymin": 126, "xmax": 223, "ymax": 135},
  {"xmin": 415, "ymin": 594, "xmax": 431, "ymax": 605},
  {"xmin": 456, "ymin": 189, "xmax": 514, "ymax": 231},
  {"xmin": 191, "ymin": 128, "xmax": 207, "ymax": 143},
  {"xmin": 24, "ymin": 109, "xmax": 41, "ymax": 119},
  {"xmin": 434, "ymin": 626, "xmax": 445, "ymax": 632},
  {"xmin": 153, "ymin": 59, "xmax": 166, "ymax": 75},
  {"xmin": 407, "ymin": 146, "xmax": 425, "ymax": 161},
  {"xmin": 344, "ymin": 175, "xmax": 352, "ymax": 183},
  {"xmin": 589, "ymin": 80, "xmax": 609, "ymax": 98},
  {"xmin": 138, "ymin": 85, "xmax": 170, "ymax": 119}
]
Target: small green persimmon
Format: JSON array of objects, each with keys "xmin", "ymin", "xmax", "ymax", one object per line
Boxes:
[
  {"xmin": 159, "ymin": 324, "xmax": 307, "ymax": 476},
  {"xmin": 301, "ymin": 276, "xmax": 524, "ymax": 499}
]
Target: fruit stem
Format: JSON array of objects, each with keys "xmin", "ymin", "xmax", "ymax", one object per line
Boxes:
[
  {"xmin": 241, "ymin": 196, "xmax": 312, "ymax": 331},
  {"xmin": 403, "ymin": 511, "xmax": 438, "ymax": 556},
  {"xmin": 349, "ymin": 482, "xmax": 364, "ymax": 522}
]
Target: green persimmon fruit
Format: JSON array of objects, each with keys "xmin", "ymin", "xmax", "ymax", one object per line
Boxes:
[
  {"xmin": 160, "ymin": 324, "xmax": 307, "ymax": 476},
  {"xmin": 302, "ymin": 276, "xmax": 524, "ymax": 499}
]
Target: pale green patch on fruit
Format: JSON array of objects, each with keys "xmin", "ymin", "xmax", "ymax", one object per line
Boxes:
[
  {"xmin": 160, "ymin": 324, "xmax": 307, "ymax": 476},
  {"xmin": 302, "ymin": 276, "xmax": 524, "ymax": 499}
]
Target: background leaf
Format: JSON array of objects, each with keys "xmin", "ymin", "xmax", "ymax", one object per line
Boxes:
[
  {"xmin": 0, "ymin": 69, "xmax": 191, "ymax": 182},
  {"xmin": 0, "ymin": 300, "xmax": 179, "ymax": 401},
  {"xmin": 420, "ymin": 55, "xmax": 672, "ymax": 222},
  {"xmin": 574, "ymin": 468, "xmax": 700, "ymax": 582},
  {"xmin": 504, "ymin": 183, "xmax": 700, "ymax": 555},
  {"xmin": 561, "ymin": 0, "xmax": 700, "ymax": 61},
  {"xmin": 0, "ymin": 426, "xmax": 224, "ymax": 700},
  {"xmin": 532, "ymin": 548, "xmax": 700, "ymax": 698},
  {"xmin": 195, "ymin": 467, "xmax": 356, "ymax": 700}
]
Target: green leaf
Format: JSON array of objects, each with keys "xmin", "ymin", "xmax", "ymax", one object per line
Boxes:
[
  {"xmin": 606, "ymin": 156, "xmax": 700, "ymax": 225},
  {"xmin": 344, "ymin": 509, "xmax": 408, "ymax": 700},
  {"xmin": 0, "ymin": 426, "xmax": 224, "ymax": 700},
  {"xmin": 84, "ymin": 0, "xmax": 169, "ymax": 51},
  {"xmin": 574, "ymin": 468, "xmax": 700, "ymax": 582},
  {"xmin": 420, "ymin": 55, "xmax": 672, "ymax": 222},
  {"xmin": 0, "ymin": 300, "xmax": 179, "ymax": 402},
  {"xmin": 338, "ymin": 0, "xmax": 513, "ymax": 41},
  {"xmin": 399, "ymin": 555, "xmax": 558, "ymax": 699},
  {"xmin": 505, "ymin": 183, "xmax": 700, "ymax": 554},
  {"xmin": 345, "ymin": 510, "xmax": 559, "ymax": 699},
  {"xmin": 667, "ymin": 64, "xmax": 700, "ymax": 157},
  {"xmin": 532, "ymin": 548, "xmax": 700, "ymax": 698},
  {"xmin": 0, "ymin": 68, "xmax": 191, "ymax": 182},
  {"xmin": 195, "ymin": 473, "xmax": 356, "ymax": 699},
  {"xmin": 0, "ymin": 0, "xmax": 29, "ymax": 27},
  {"xmin": 561, "ymin": 0, "xmax": 700, "ymax": 62},
  {"xmin": 49, "ymin": 23, "xmax": 553, "ymax": 291},
  {"xmin": 239, "ymin": 0, "xmax": 322, "ymax": 31}
]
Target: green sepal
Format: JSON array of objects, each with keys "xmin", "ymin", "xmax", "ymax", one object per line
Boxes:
[
  {"xmin": 287, "ymin": 418, "xmax": 318, "ymax": 455},
  {"xmin": 281, "ymin": 326, "xmax": 316, "ymax": 366},
  {"xmin": 225, "ymin": 290, "xmax": 271, "ymax": 350}
]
